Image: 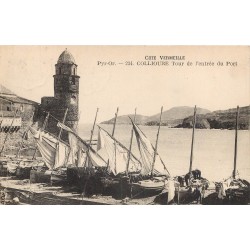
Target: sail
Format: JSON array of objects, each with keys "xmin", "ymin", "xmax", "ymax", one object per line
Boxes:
[
  {"xmin": 97, "ymin": 126, "xmax": 141, "ymax": 175},
  {"xmin": 130, "ymin": 119, "xmax": 169, "ymax": 176},
  {"xmin": 57, "ymin": 121, "xmax": 74, "ymax": 133},
  {"xmin": 29, "ymin": 126, "xmax": 70, "ymax": 169},
  {"xmin": 54, "ymin": 141, "xmax": 71, "ymax": 168},
  {"xmin": 67, "ymin": 132, "xmax": 88, "ymax": 167},
  {"xmin": 58, "ymin": 122, "xmax": 107, "ymax": 168}
]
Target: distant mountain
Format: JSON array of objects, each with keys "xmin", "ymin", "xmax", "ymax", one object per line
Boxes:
[
  {"xmin": 177, "ymin": 106, "xmax": 250, "ymax": 130},
  {"xmin": 101, "ymin": 106, "xmax": 211, "ymax": 126},
  {"xmin": 101, "ymin": 105, "xmax": 249, "ymax": 130},
  {"xmin": 145, "ymin": 106, "xmax": 211, "ymax": 126},
  {"xmin": 100, "ymin": 114, "xmax": 149, "ymax": 125}
]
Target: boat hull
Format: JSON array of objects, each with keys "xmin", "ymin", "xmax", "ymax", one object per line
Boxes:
[
  {"xmin": 51, "ymin": 173, "xmax": 67, "ymax": 183},
  {"xmin": 130, "ymin": 180, "xmax": 165, "ymax": 198}
]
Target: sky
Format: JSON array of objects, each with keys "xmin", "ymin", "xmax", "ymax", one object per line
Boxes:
[{"xmin": 0, "ymin": 45, "xmax": 249, "ymax": 123}]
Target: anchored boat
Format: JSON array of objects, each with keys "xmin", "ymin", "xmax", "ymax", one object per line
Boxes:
[
  {"xmin": 216, "ymin": 106, "xmax": 250, "ymax": 204},
  {"xmin": 128, "ymin": 107, "xmax": 170, "ymax": 197},
  {"xmin": 175, "ymin": 105, "xmax": 209, "ymax": 204}
]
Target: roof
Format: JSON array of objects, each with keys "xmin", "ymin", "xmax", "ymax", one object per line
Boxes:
[
  {"xmin": 0, "ymin": 84, "xmax": 38, "ymax": 105},
  {"xmin": 0, "ymin": 84, "xmax": 16, "ymax": 95},
  {"xmin": 0, "ymin": 95, "xmax": 38, "ymax": 105},
  {"xmin": 57, "ymin": 49, "xmax": 76, "ymax": 64}
]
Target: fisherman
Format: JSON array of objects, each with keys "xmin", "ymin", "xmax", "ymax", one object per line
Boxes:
[
  {"xmin": 185, "ymin": 172, "xmax": 192, "ymax": 186},
  {"xmin": 191, "ymin": 170, "xmax": 197, "ymax": 179},
  {"xmin": 177, "ymin": 176, "xmax": 184, "ymax": 187},
  {"xmin": 185, "ymin": 173, "xmax": 189, "ymax": 186},
  {"xmin": 191, "ymin": 169, "xmax": 201, "ymax": 179},
  {"xmin": 194, "ymin": 186, "xmax": 202, "ymax": 204},
  {"xmin": 196, "ymin": 169, "xmax": 201, "ymax": 179},
  {"xmin": 201, "ymin": 184, "xmax": 206, "ymax": 200}
]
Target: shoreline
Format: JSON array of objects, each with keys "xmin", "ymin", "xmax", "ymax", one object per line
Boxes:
[
  {"xmin": 0, "ymin": 176, "xmax": 242, "ymax": 205},
  {"xmin": 2, "ymin": 177, "xmax": 248, "ymax": 205},
  {"xmin": 99, "ymin": 123, "xmax": 250, "ymax": 131}
]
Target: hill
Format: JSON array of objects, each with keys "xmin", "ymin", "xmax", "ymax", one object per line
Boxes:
[
  {"xmin": 101, "ymin": 106, "xmax": 211, "ymax": 126},
  {"xmin": 100, "ymin": 114, "xmax": 149, "ymax": 125},
  {"xmin": 101, "ymin": 106, "xmax": 250, "ymax": 130},
  {"xmin": 177, "ymin": 106, "xmax": 250, "ymax": 130},
  {"xmin": 145, "ymin": 106, "xmax": 211, "ymax": 126}
]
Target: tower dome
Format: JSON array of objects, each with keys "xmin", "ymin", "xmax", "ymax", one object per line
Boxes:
[{"xmin": 57, "ymin": 49, "xmax": 76, "ymax": 64}]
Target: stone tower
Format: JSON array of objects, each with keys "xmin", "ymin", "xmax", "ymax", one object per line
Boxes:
[
  {"xmin": 54, "ymin": 49, "xmax": 80, "ymax": 130},
  {"xmin": 39, "ymin": 49, "xmax": 80, "ymax": 137}
]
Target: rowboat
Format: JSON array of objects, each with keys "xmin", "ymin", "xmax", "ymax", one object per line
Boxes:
[{"xmin": 131, "ymin": 179, "xmax": 166, "ymax": 195}]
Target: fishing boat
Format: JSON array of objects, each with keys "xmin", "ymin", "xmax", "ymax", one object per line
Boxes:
[
  {"xmin": 97, "ymin": 126, "xmax": 141, "ymax": 175},
  {"xmin": 216, "ymin": 106, "xmax": 250, "ymax": 204},
  {"xmin": 15, "ymin": 159, "xmax": 40, "ymax": 179},
  {"xmin": 129, "ymin": 107, "xmax": 170, "ymax": 197},
  {"xmin": 28, "ymin": 109, "xmax": 107, "ymax": 187},
  {"xmin": 88, "ymin": 107, "xmax": 143, "ymax": 198},
  {"xmin": 132, "ymin": 178, "xmax": 166, "ymax": 193},
  {"xmin": 174, "ymin": 105, "xmax": 209, "ymax": 204},
  {"xmin": 96, "ymin": 125, "xmax": 142, "ymax": 198},
  {"xmin": 28, "ymin": 122, "xmax": 71, "ymax": 183}
]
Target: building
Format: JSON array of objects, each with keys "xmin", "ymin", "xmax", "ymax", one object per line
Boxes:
[
  {"xmin": 0, "ymin": 84, "xmax": 38, "ymax": 156},
  {"xmin": 0, "ymin": 84, "xmax": 38, "ymax": 132},
  {"xmin": 38, "ymin": 49, "xmax": 80, "ymax": 137}
]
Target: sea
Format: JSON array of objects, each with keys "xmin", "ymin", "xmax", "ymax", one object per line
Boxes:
[{"xmin": 78, "ymin": 124, "xmax": 250, "ymax": 182}]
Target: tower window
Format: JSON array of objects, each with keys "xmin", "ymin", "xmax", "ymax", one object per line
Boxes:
[
  {"xmin": 71, "ymin": 94, "xmax": 77, "ymax": 104},
  {"xmin": 59, "ymin": 67, "xmax": 62, "ymax": 74},
  {"xmin": 74, "ymin": 68, "xmax": 76, "ymax": 75}
]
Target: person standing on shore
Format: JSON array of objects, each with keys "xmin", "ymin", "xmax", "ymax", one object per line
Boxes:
[
  {"xmin": 185, "ymin": 172, "xmax": 191, "ymax": 186},
  {"xmin": 194, "ymin": 185, "xmax": 202, "ymax": 204},
  {"xmin": 201, "ymin": 184, "xmax": 206, "ymax": 202}
]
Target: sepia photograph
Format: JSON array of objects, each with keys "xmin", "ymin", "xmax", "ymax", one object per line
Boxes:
[
  {"xmin": 0, "ymin": 45, "xmax": 249, "ymax": 205},
  {"xmin": 1, "ymin": 2, "xmax": 250, "ymax": 250}
]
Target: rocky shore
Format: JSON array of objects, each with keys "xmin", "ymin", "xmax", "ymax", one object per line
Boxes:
[{"xmin": 176, "ymin": 106, "xmax": 250, "ymax": 130}]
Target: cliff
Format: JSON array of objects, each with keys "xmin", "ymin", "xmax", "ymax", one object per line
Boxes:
[{"xmin": 178, "ymin": 106, "xmax": 250, "ymax": 130}]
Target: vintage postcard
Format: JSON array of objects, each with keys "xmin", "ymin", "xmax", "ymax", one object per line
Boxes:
[{"xmin": 0, "ymin": 45, "xmax": 249, "ymax": 205}]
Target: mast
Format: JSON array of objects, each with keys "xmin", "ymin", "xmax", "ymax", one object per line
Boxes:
[
  {"xmin": 233, "ymin": 106, "xmax": 239, "ymax": 179},
  {"xmin": 126, "ymin": 108, "xmax": 137, "ymax": 175},
  {"xmin": 97, "ymin": 125, "xmax": 140, "ymax": 163},
  {"xmin": 151, "ymin": 106, "xmax": 163, "ymax": 178},
  {"xmin": 42, "ymin": 112, "xmax": 50, "ymax": 130},
  {"xmin": 16, "ymin": 111, "xmax": 34, "ymax": 158},
  {"xmin": 112, "ymin": 107, "xmax": 119, "ymax": 137},
  {"xmin": 51, "ymin": 109, "xmax": 68, "ymax": 186},
  {"xmin": 84, "ymin": 108, "xmax": 99, "ymax": 168},
  {"xmin": 32, "ymin": 112, "xmax": 50, "ymax": 159},
  {"xmin": 189, "ymin": 105, "xmax": 197, "ymax": 174},
  {"xmin": 89, "ymin": 108, "xmax": 99, "ymax": 145},
  {"xmin": 111, "ymin": 107, "xmax": 119, "ymax": 173},
  {"xmin": 0, "ymin": 108, "xmax": 18, "ymax": 156},
  {"xmin": 82, "ymin": 108, "xmax": 99, "ymax": 196},
  {"xmin": 57, "ymin": 108, "xmax": 68, "ymax": 141}
]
